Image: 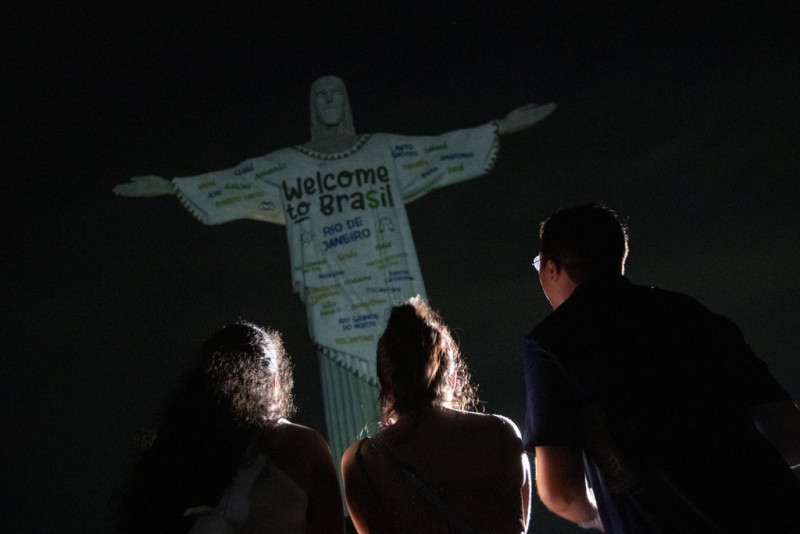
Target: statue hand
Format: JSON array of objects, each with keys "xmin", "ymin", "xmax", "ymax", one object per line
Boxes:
[
  {"xmin": 112, "ymin": 175, "xmax": 175, "ymax": 197},
  {"xmin": 496, "ymin": 102, "xmax": 557, "ymax": 135}
]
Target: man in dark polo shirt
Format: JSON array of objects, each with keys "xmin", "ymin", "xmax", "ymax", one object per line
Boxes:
[{"xmin": 522, "ymin": 203, "xmax": 800, "ymax": 532}]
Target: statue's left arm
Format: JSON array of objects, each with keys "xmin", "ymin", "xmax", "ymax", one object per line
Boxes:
[
  {"xmin": 495, "ymin": 102, "xmax": 557, "ymax": 136},
  {"xmin": 396, "ymin": 102, "xmax": 555, "ymax": 204}
]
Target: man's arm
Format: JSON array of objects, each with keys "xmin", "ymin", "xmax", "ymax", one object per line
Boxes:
[
  {"xmin": 535, "ymin": 446, "xmax": 604, "ymax": 530},
  {"xmin": 752, "ymin": 400, "xmax": 800, "ymax": 471},
  {"xmin": 495, "ymin": 102, "xmax": 557, "ymax": 135}
]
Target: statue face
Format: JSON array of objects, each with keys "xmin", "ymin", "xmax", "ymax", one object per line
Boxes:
[{"xmin": 313, "ymin": 77, "xmax": 346, "ymax": 127}]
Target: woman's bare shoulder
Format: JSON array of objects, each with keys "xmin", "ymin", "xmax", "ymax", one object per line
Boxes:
[
  {"xmin": 342, "ymin": 437, "xmax": 371, "ymax": 466},
  {"xmin": 449, "ymin": 410, "xmax": 522, "ymax": 436},
  {"xmin": 489, "ymin": 413, "xmax": 523, "ymax": 437},
  {"xmin": 272, "ymin": 420, "xmax": 330, "ymax": 452},
  {"xmin": 264, "ymin": 420, "xmax": 338, "ymax": 493}
]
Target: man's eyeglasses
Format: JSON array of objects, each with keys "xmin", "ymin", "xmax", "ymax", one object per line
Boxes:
[{"xmin": 532, "ymin": 254, "xmax": 542, "ymax": 272}]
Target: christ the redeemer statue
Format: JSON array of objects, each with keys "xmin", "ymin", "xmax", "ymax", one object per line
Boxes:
[{"xmin": 114, "ymin": 75, "xmax": 555, "ymax": 466}]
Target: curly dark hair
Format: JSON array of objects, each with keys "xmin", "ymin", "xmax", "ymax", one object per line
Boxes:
[
  {"xmin": 114, "ymin": 322, "xmax": 295, "ymax": 533},
  {"xmin": 200, "ymin": 322, "xmax": 295, "ymax": 424},
  {"xmin": 377, "ymin": 296, "xmax": 477, "ymax": 425}
]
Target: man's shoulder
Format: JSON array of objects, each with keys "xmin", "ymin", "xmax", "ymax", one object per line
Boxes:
[
  {"xmin": 529, "ymin": 301, "xmax": 578, "ymax": 346},
  {"xmin": 533, "ymin": 279, "xmax": 709, "ymax": 332},
  {"xmin": 628, "ymin": 283, "xmax": 717, "ymax": 327}
]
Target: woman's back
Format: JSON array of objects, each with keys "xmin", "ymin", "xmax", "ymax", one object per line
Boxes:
[
  {"xmin": 342, "ymin": 407, "xmax": 530, "ymax": 533},
  {"xmin": 190, "ymin": 420, "xmax": 343, "ymax": 534}
]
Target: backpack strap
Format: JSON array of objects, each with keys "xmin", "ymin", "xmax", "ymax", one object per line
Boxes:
[{"xmin": 370, "ymin": 437, "xmax": 476, "ymax": 534}]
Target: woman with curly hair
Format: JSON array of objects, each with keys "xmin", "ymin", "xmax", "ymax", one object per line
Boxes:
[
  {"xmin": 341, "ymin": 297, "xmax": 531, "ymax": 533},
  {"xmin": 115, "ymin": 322, "xmax": 344, "ymax": 533}
]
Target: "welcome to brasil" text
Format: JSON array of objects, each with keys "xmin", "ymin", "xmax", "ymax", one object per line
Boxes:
[{"xmin": 281, "ymin": 166, "xmax": 395, "ymax": 222}]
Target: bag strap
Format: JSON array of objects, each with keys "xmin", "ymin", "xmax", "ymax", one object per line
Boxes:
[{"xmin": 370, "ymin": 438, "xmax": 476, "ymax": 534}]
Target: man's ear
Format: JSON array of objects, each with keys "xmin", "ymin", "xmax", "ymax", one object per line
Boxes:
[{"xmin": 546, "ymin": 258, "xmax": 561, "ymax": 280}]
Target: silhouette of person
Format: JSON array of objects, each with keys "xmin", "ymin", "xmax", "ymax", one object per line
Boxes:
[
  {"xmin": 342, "ymin": 297, "xmax": 531, "ymax": 533},
  {"xmin": 523, "ymin": 203, "xmax": 800, "ymax": 532},
  {"xmin": 114, "ymin": 322, "xmax": 344, "ymax": 533}
]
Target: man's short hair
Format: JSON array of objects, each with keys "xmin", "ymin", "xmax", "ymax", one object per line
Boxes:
[{"xmin": 539, "ymin": 203, "xmax": 629, "ymax": 283}]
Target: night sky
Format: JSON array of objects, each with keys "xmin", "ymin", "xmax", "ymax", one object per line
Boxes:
[{"xmin": 5, "ymin": 3, "xmax": 799, "ymax": 532}]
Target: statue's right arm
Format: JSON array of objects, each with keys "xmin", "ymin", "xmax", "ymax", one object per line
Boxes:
[
  {"xmin": 114, "ymin": 167, "xmax": 287, "ymax": 226},
  {"xmin": 112, "ymin": 175, "xmax": 176, "ymax": 197}
]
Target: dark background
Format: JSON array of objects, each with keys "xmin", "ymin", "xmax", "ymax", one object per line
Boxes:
[{"xmin": 4, "ymin": 3, "xmax": 798, "ymax": 532}]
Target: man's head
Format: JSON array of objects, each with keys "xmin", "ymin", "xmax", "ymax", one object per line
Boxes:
[
  {"xmin": 309, "ymin": 75, "xmax": 355, "ymax": 141},
  {"xmin": 536, "ymin": 203, "xmax": 628, "ymax": 308}
]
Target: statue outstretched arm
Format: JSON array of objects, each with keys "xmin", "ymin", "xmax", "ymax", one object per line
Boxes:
[
  {"xmin": 495, "ymin": 102, "xmax": 557, "ymax": 136},
  {"xmin": 112, "ymin": 175, "xmax": 175, "ymax": 197},
  {"xmin": 114, "ymin": 160, "xmax": 287, "ymax": 226}
]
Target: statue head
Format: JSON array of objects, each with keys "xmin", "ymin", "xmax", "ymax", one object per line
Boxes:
[{"xmin": 310, "ymin": 75, "xmax": 355, "ymax": 141}]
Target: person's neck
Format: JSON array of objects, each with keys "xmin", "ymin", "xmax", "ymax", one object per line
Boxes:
[
  {"xmin": 391, "ymin": 404, "xmax": 442, "ymax": 426},
  {"xmin": 303, "ymin": 134, "xmax": 358, "ymax": 154}
]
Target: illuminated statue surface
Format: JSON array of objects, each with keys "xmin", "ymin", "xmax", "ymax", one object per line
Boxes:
[{"xmin": 114, "ymin": 76, "xmax": 555, "ymax": 461}]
